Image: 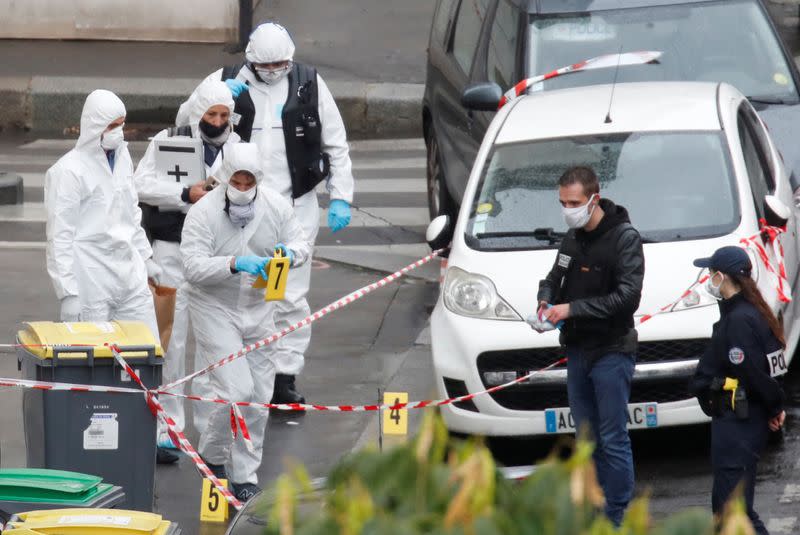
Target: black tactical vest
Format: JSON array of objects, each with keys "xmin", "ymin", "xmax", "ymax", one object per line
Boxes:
[
  {"xmin": 282, "ymin": 62, "xmax": 330, "ymax": 199},
  {"xmin": 223, "ymin": 62, "xmax": 330, "ymax": 199}
]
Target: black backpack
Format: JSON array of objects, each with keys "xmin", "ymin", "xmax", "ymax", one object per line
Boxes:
[{"xmin": 221, "ymin": 64, "xmax": 256, "ymax": 142}]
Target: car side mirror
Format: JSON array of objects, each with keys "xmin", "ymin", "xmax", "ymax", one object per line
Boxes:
[
  {"xmin": 764, "ymin": 195, "xmax": 790, "ymax": 227},
  {"xmin": 426, "ymin": 215, "xmax": 452, "ymax": 251},
  {"xmin": 461, "ymin": 82, "xmax": 503, "ymax": 112}
]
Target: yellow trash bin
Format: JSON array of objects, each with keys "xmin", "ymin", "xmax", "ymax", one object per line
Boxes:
[
  {"xmin": 3, "ymin": 508, "xmax": 180, "ymax": 534},
  {"xmin": 16, "ymin": 322, "xmax": 163, "ymax": 512}
]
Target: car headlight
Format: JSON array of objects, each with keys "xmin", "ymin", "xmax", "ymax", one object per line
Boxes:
[
  {"xmin": 443, "ymin": 267, "xmax": 521, "ymax": 320},
  {"xmin": 670, "ymin": 277, "xmax": 718, "ymax": 312}
]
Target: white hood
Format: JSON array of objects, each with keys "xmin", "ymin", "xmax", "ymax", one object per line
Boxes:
[
  {"xmin": 219, "ymin": 143, "xmax": 264, "ymax": 185},
  {"xmin": 75, "ymin": 89, "xmax": 126, "ymax": 151},
  {"xmin": 245, "ymin": 22, "xmax": 295, "ymax": 63},
  {"xmin": 187, "ymin": 79, "xmax": 235, "ymax": 128}
]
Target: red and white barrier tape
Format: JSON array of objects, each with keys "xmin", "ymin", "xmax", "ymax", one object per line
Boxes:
[
  {"xmin": 740, "ymin": 222, "xmax": 791, "ymax": 303},
  {"xmin": 160, "ymin": 249, "xmax": 444, "ymax": 393},
  {"xmin": 497, "ymin": 51, "xmax": 662, "ymax": 109},
  {"xmin": 108, "ymin": 346, "xmax": 244, "ymax": 511},
  {"xmin": 0, "ymin": 377, "xmax": 141, "ymax": 394}
]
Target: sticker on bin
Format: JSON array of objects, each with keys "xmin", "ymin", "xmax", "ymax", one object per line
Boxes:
[
  {"xmin": 83, "ymin": 413, "xmax": 119, "ymax": 450},
  {"xmin": 64, "ymin": 322, "xmax": 115, "ymax": 335},
  {"xmin": 544, "ymin": 403, "xmax": 658, "ymax": 434},
  {"xmin": 58, "ymin": 514, "xmax": 131, "ymax": 525}
]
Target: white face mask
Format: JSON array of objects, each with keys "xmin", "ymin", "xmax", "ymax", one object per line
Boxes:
[
  {"xmin": 100, "ymin": 125, "xmax": 124, "ymax": 151},
  {"xmin": 256, "ymin": 64, "xmax": 291, "ymax": 85},
  {"xmin": 562, "ymin": 194, "xmax": 598, "ymax": 229},
  {"xmin": 705, "ymin": 272, "xmax": 725, "ymax": 300},
  {"xmin": 226, "ymin": 185, "xmax": 257, "ymax": 206}
]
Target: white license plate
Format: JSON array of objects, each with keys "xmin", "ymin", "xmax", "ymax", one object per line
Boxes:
[{"xmin": 544, "ymin": 403, "xmax": 658, "ymax": 434}]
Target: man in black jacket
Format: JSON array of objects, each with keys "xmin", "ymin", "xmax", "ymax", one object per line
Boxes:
[{"xmin": 537, "ymin": 166, "xmax": 645, "ymax": 526}]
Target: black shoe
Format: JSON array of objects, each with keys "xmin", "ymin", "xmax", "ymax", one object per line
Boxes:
[
  {"xmin": 156, "ymin": 447, "xmax": 179, "ymax": 465},
  {"xmin": 271, "ymin": 374, "xmax": 306, "ymax": 404},
  {"xmin": 199, "ymin": 456, "xmax": 227, "ymax": 480},
  {"xmin": 231, "ymin": 482, "xmax": 262, "ymax": 502}
]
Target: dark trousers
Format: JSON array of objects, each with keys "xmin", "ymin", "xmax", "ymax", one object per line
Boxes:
[
  {"xmin": 566, "ymin": 348, "xmax": 635, "ymax": 526},
  {"xmin": 711, "ymin": 409, "xmax": 770, "ymax": 535}
]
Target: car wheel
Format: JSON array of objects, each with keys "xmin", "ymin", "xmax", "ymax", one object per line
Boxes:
[{"xmin": 426, "ymin": 127, "xmax": 458, "ymax": 222}]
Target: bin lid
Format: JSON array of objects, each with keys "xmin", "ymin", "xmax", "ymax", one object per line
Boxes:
[
  {"xmin": 16, "ymin": 321, "xmax": 163, "ymax": 360},
  {"xmin": 0, "ymin": 469, "xmax": 117, "ymax": 505},
  {"xmin": 4, "ymin": 508, "xmax": 174, "ymax": 534}
]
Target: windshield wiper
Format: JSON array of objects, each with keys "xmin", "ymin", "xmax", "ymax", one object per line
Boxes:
[
  {"xmin": 746, "ymin": 95, "xmax": 789, "ymax": 105},
  {"xmin": 475, "ymin": 228, "xmax": 566, "ymax": 244}
]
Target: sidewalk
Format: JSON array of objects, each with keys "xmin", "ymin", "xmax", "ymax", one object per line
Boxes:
[{"xmin": 0, "ymin": 37, "xmax": 424, "ymax": 138}]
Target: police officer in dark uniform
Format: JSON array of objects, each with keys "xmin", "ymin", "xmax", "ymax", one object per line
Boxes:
[{"xmin": 690, "ymin": 246, "xmax": 786, "ymax": 535}]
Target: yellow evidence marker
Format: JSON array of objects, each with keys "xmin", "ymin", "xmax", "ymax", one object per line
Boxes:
[
  {"xmin": 382, "ymin": 392, "xmax": 409, "ymax": 436},
  {"xmin": 251, "ymin": 247, "xmax": 291, "ymax": 301},
  {"xmin": 200, "ymin": 478, "xmax": 229, "ymax": 523}
]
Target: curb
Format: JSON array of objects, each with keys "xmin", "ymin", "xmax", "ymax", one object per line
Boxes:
[
  {"xmin": 0, "ymin": 173, "xmax": 24, "ymax": 205},
  {"xmin": 0, "ymin": 76, "xmax": 424, "ymax": 140}
]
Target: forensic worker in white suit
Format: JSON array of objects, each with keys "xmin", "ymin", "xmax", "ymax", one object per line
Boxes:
[
  {"xmin": 45, "ymin": 89, "xmax": 158, "ymax": 337},
  {"xmin": 134, "ymin": 79, "xmax": 241, "ymax": 463},
  {"xmin": 181, "ymin": 142, "xmax": 310, "ymax": 502},
  {"xmin": 177, "ymin": 22, "xmax": 354, "ymax": 404}
]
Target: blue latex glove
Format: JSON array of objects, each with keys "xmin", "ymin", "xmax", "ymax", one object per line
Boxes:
[
  {"xmin": 328, "ymin": 199, "xmax": 351, "ymax": 234},
  {"xmin": 225, "ymin": 79, "xmax": 249, "ymax": 98},
  {"xmin": 235, "ymin": 255, "xmax": 269, "ymax": 279},
  {"xmin": 275, "ymin": 243, "xmax": 295, "ymax": 266}
]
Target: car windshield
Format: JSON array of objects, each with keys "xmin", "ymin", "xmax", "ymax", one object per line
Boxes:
[
  {"xmin": 466, "ymin": 131, "xmax": 739, "ymax": 251},
  {"xmin": 528, "ymin": 0, "xmax": 798, "ymax": 103}
]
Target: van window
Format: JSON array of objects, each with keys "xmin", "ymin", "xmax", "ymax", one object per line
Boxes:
[
  {"xmin": 432, "ymin": 0, "xmax": 457, "ymax": 45},
  {"xmin": 452, "ymin": 0, "xmax": 490, "ymax": 75},
  {"xmin": 738, "ymin": 109, "xmax": 773, "ymax": 220},
  {"xmin": 487, "ymin": 0, "xmax": 518, "ymax": 89},
  {"xmin": 465, "ymin": 131, "xmax": 739, "ymax": 250}
]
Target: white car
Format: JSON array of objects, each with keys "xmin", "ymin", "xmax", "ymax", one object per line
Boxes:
[{"xmin": 426, "ymin": 81, "xmax": 800, "ymax": 437}]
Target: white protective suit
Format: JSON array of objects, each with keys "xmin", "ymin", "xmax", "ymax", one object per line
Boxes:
[
  {"xmin": 45, "ymin": 90, "xmax": 157, "ymax": 337},
  {"xmin": 181, "ymin": 143, "xmax": 311, "ymax": 485},
  {"xmin": 134, "ymin": 79, "xmax": 239, "ymax": 435},
  {"xmin": 176, "ymin": 22, "xmax": 354, "ymax": 376}
]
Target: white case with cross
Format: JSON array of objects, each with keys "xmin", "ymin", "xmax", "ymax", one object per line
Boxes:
[{"xmin": 154, "ymin": 137, "xmax": 206, "ymax": 187}]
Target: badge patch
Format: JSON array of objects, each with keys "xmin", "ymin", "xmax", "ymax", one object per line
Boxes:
[
  {"xmin": 766, "ymin": 349, "xmax": 788, "ymax": 378},
  {"xmin": 558, "ymin": 254, "xmax": 571, "ymax": 269},
  {"xmin": 728, "ymin": 347, "xmax": 745, "ymax": 365}
]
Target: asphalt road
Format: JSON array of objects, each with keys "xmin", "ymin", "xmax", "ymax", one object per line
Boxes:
[{"xmin": 0, "ymin": 135, "xmax": 437, "ymax": 533}]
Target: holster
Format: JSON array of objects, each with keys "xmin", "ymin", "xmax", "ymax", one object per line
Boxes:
[{"xmin": 710, "ymin": 377, "xmax": 748, "ymax": 419}]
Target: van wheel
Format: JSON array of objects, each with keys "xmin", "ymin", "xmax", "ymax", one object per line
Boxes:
[{"xmin": 426, "ymin": 127, "xmax": 458, "ymax": 222}]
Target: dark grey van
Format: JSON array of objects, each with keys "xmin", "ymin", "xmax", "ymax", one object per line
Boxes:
[{"xmin": 423, "ymin": 0, "xmax": 800, "ymax": 220}]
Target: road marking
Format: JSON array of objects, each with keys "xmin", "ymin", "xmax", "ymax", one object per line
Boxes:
[
  {"xmin": 0, "ymin": 241, "xmax": 46, "ymax": 249},
  {"xmin": 767, "ymin": 517, "xmax": 798, "ymax": 534},
  {"xmin": 352, "ymin": 158, "xmax": 425, "ymax": 170},
  {"xmin": 316, "ymin": 178, "xmax": 425, "ymax": 194},
  {"xmin": 348, "ymin": 138, "xmax": 424, "ymax": 151},
  {"xmin": 779, "ymin": 484, "xmax": 800, "ymax": 504},
  {"xmin": 320, "ymin": 207, "xmax": 428, "ymax": 228}
]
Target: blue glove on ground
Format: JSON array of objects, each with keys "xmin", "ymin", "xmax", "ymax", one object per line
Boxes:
[
  {"xmin": 328, "ymin": 199, "xmax": 351, "ymax": 233},
  {"xmin": 275, "ymin": 243, "xmax": 295, "ymax": 266},
  {"xmin": 225, "ymin": 79, "xmax": 249, "ymax": 98},
  {"xmin": 235, "ymin": 255, "xmax": 269, "ymax": 279}
]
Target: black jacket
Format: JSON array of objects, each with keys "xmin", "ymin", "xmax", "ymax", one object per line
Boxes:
[
  {"xmin": 537, "ymin": 199, "xmax": 644, "ymax": 355},
  {"xmin": 689, "ymin": 293, "xmax": 785, "ymax": 418}
]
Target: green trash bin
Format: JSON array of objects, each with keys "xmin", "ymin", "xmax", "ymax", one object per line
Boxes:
[
  {"xmin": 0, "ymin": 469, "xmax": 125, "ymax": 524},
  {"xmin": 16, "ymin": 321, "xmax": 164, "ymax": 512}
]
